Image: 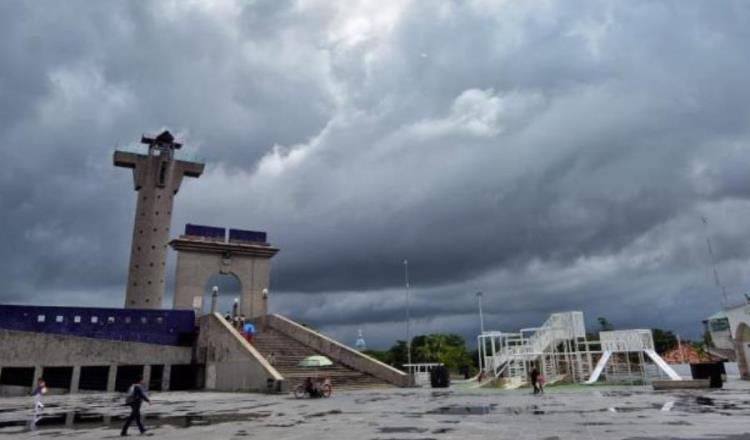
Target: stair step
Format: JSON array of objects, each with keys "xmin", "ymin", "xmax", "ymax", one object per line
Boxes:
[{"xmin": 247, "ymin": 327, "xmax": 392, "ymax": 389}]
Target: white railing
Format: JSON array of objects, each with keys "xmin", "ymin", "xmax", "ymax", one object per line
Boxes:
[
  {"xmin": 600, "ymin": 330, "xmax": 654, "ymax": 352},
  {"xmin": 482, "ymin": 311, "xmax": 589, "ymax": 380}
]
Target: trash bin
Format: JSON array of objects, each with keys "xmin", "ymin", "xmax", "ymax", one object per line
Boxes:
[
  {"xmin": 690, "ymin": 362, "xmax": 723, "ymax": 388},
  {"xmin": 430, "ymin": 365, "xmax": 451, "ymax": 388}
]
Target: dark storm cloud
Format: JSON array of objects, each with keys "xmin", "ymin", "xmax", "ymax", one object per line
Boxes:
[{"xmin": 2, "ymin": 0, "xmax": 750, "ymax": 347}]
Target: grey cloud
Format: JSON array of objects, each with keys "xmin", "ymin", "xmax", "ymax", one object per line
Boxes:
[{"xmin": 2, "ymin": 1, "xmax": 750, "ymax": 348}]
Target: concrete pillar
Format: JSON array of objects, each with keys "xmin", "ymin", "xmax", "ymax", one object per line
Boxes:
[
  {"xmin": 106, "ymin": 365, "xmax": 117, "ymax": 392},
  {"xmin": 142, "ymin": 365, "xmax": 151, "ymax": 389},
  {"xmin": 161, "ymin": 365, "xmax": 171, "ymax": 391},
  {"xmin": 204, "ymin": 363, "xmax": 216, "ymax": 390},
  {"xmin": 173, "ymin": 251, "xmax": 220, "ymax": 312},
  {"xmin": 33, "ymin": 365, "xmax": 42, "ymax": 385},
  {"xmin": 70, "ymin": 365, "xmax": 81, "ymax": 394}
]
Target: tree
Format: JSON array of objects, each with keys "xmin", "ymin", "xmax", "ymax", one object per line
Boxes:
[
  {"xmin": 372, "ymin": 334, "xmax": 475, "ymax": 373},
  {"xmin": 651, "ymin": 328, "xmax": 678, "ymax": 354},
  {"xmin": 387, "ymin": 340, "xmax": 409, "ymax": 368},
  {"xmin": 597, "ymin": 317, "xmax": 614, "ymax": 332},
  {"xmin": 362, "ymin": 349, "xmax": 389, "ymax": 364},
  {"xmin": 413, "ymin": 334, "xmax": 473, "ymax": 372}
]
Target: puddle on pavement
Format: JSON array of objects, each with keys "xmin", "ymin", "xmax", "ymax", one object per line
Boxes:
[
  {"xmin": 426, "ymin": 405, "xmax": 496, "ymax": 415},
  {"xmin": 666, "ymin": 395, "xmax": 750, "ymax": 415},
  {"xmin": 378, "ymin": 427, "xmax": 429, "ymax": 433},
  {"xmin": 0, "ymin": 410, "xmax": 272, "ymax": 434},
  {"xmin": 304, "ymin": 409, "xmax": 342, "ymax": 418},
  {"xmin": 423, "ymin": 393, "xmax": 750, "ymax": 418}
]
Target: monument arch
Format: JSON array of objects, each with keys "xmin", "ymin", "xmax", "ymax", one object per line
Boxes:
[
  {"xmin": 170, "ymin": 224, "xmax": 278, "ymax": 319},
  {"xmin": 203, "ymin": 272, "xmax": 242, "ymax": 316}
]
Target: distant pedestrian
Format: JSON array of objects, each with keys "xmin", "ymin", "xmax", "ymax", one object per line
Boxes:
[
  {"xmin": 30, "ymin": 378, "xmax": 46, "ymax": 430},
  {"xmin": 530, "ymin": 368, "xmax": 540, "ymax": 395},
  {"xmin": 239, "ymin": 314, "xmax": 246, "ymax": 329},
  {"xmin": 243, "ymin": 322, "xmax": 255, "ymax": 343},
  {"xmin": 121, "ymin": 376, "xmax": 150, "ymax": 436},
  {"xmin": 537, "ymin": 374, "xmax": 545, "ymax": 394},
  {"xmin": 266, "ymin": 352, "xmax": 276, "ymax": 365}
]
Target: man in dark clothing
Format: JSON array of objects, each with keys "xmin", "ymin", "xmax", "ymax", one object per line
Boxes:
[
  {"xmin": 304, "ymin": 377, "xmax": 321, "ymax": 398},
  {"xmin": 529, "ymin": 368, "xmax": 540, "ymax": 395},
  {"xmin": 121, "ymin": 377, "xmax": 150, "ymax": 436}
]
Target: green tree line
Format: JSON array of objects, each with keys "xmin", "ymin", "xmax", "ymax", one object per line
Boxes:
[{"xmin": 364, "ymin": 333, "xmax": 476, "ymax": 373}]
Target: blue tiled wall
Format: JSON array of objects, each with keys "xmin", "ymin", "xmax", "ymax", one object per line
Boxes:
[{"xmin": 0, "ymin": 305, "xmax": 196, "ymax": 346}]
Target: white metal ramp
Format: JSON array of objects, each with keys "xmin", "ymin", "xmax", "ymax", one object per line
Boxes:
[
  {"xmin": 645, "ymin": 349, "xmax": 682, "ymax": 380},
  {"xmin": 584, "ymin": 330, "xmax": 682, "ymax": 384},
  {"xmin": 584, "ymin": 351, "xmax": 612, "ymax": 384}
]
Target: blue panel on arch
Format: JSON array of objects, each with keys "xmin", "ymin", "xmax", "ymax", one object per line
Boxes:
[
  {"xmin": 229, "ymin": 229, "xmax": 267, "ymax": 244},
  {"xmin": 185, "ymin": 224, "xmax": 225, "ymax": 240}
]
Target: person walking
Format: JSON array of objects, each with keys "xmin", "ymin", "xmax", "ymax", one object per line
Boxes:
[
  {"xmin": 537, "ymin": 373, "xmax": 545, "ymax": 394},
  {"xmin": 121, "ymin": 376, "xmax": 150, "ymax": 436},
  {"xmin": 529, "ymin": 368, "xmax": 540, "ymax": 395},
  {"xmin": 242, "ymin": 322, "xmax": 255, "ymax": 343},
  {"xmin": 30, "ymin": 378, "xmax": 46, "ymax": 430},
  {"xmin": 266, "ymin": 352, "xmax": 276, "ymax": 366}
]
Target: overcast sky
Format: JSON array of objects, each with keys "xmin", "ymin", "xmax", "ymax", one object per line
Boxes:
[{"xmin": 2, "ymin": 0, "xmax": 750, "ymax": 348}]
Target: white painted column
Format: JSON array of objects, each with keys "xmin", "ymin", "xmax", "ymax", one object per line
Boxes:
[
  {"xmin": 33, "ymin": 365, "xmax": 42, "ymax": 389},
  {"xmin": 106, "ymin": 365, "xmax": 117, "ymax": 392},
  {"xmin": 70, "ymin": 366, "xmax": 81, "ymax": 394},
  {"xmin": 142, "ymin": 365, "xmax": 151, "ymax": 389},
  {"xmin": 161, "ymin": 365, "xmax": 171, "ymax": 391}
]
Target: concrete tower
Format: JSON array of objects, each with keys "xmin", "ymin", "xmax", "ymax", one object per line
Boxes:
[{"xmin": 114, "ymin": 131, "xmax": 204, "ymax": 309}]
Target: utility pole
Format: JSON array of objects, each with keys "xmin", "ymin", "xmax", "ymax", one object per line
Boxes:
[
  {"xmin": 476, "ymin": 291, "xmax": 485, "ymax": 376},
  {"xmin": 702, "ymin": 216, "xmax": 729, "ymax": 308},
  {"xmin": 404, "ymin": 259, "xmax": 412, "ymax": 373},
  {"xmin": 477, "ymin": 291, "xmax": 485, "ymax": 334},
  {"xmin": 677, "ymin": 333, "xmax": 686, "ymax": 364}
]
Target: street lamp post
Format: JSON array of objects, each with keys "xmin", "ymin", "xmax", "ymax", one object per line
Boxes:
[
  {"xmin": 210, "ymin": 286, "xmax": 219, "ymax": 314},
  {"xmin": 262, "ymin": 288, "xmax": 269, "ymax": 330},
  {"xmin": 404, "ymin": 259, "xmax": 412, "ymax": 374},
  {"xmin": 476, "ymin": 291, "xmax": 484, "ymax": 374},
  {"xmin": 477, "ymin": 291, "xmax": 485, "ymax": 334}
]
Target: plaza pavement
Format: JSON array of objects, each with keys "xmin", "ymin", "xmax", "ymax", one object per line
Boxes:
[{"xmin": 2, "ymin": 381, "xmax": 750, "ymax": 439}]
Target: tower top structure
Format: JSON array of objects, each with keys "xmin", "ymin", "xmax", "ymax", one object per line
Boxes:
[{"xmin": 142, "ymin": 130, "xmax": 181, "ymax": 149}]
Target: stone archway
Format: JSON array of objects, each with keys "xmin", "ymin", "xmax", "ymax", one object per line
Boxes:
[
  {"xmin": 170, "ymin": 226, "xmax": 279, "ymax": 319},
  {"xmin": 203, "ymin": 272, "xmax": 242, "ymax": 316},
  {"xmin": 734, "ymin": 323, "xmax": 750, "ymax": 380}
]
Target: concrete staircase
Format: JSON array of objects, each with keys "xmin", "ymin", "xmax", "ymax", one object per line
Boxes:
[{"xmin": 251, "ymin": 327, "xmax": 392, "ymax": 390}]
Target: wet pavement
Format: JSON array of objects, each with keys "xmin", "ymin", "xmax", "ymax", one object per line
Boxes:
[{"xmin": 2, "ymin": 381, "xmax": 750, "ymax": 439}]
